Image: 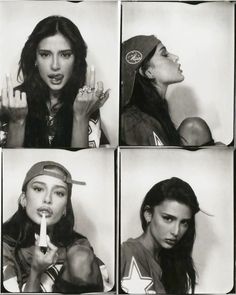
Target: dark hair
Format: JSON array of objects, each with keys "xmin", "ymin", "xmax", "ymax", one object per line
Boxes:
[
  {"xmin": 2, "ymin": 164, "xmax": 85, "ymax": 290},
  {"xmin": 140, "ymin": 177, "xmax": 200, "ymax": 294},
  {"xmin": 127, "ymin": 47, "xmax": 181, "ymax": 145},
  {"xmin": 17, "ymin": 15, "xmax": 87, "ymax": 147}
]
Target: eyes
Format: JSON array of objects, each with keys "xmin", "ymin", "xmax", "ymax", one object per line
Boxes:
[
  {"xmin": 161, "ymin": 49, "xmax": 169, "ymax": 58},
  {"xmin": 162, "ymin": 215, "xmax": 190, "ymax": 228},
  {"xmin": 38, "ymin": 51, "xmax": 74, "ymax": 59},
  {"xmin": 32, "ymin": 185, "xmax": 67, "ymax": 198}
]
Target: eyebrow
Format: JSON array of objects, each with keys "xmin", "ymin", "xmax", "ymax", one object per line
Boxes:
[
  {"xmin": 31, "ymin": 181, "xmax": 67, "ymax": 190},
  {"xmin": 162, "ymin": 212, "xmax": 191, "ymax": 221},
  {"xmin": 37, "ymin": 49, "xmax": 73, "ymax": 53},
  {"xmin": 159, "ymin": 46, "xmax": 167, "ymax": 53}
]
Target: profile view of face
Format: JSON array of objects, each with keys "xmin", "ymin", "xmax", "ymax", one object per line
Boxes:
[
  {"xmin": 145, "ymin": 199, "xmax": 192, "ymax": 249},
  {"xmin": 146, "ymin": 42, "xmax": 184, "ymax": 85},
  {"xmin": 36, "ymin": 33, "xmax": 75, "ymax": 93},
  {"xmin": 21, "ymin": 172, "xmax": 68, "ymax": 227}
]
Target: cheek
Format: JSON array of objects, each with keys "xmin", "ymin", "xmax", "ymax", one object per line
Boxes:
[{"xmin": 65, "ymin": 59, "xmax": 75, "ymax": 75}]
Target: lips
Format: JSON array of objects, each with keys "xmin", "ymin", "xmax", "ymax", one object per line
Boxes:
[
  {"xmin": 165, "ymin": 239, "xmax": 178, "ymax": 246},
  {"xmin": 37, "ymin": 207, "xmax": 53, "ymax": 217},
  {"xmin": 48, "ymin": 74, "xmax": 64, "ymax": 85},
  {"xmin": 178, "ymin": 64, "xmax": 183, "ymax": 73}
]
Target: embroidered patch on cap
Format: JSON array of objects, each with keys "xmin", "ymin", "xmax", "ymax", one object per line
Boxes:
[{"xmin": 125, "ymin": 50, "xmax": 143, "ymax": 65}]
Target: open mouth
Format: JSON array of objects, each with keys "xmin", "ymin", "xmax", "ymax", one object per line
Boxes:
[
  {"xmin": 37, "ymin": 207, "xmax": 53, "ymax": 217},
  {"xmin": 48, "ymin": 74, "xmax": 64, "ymax": 85},
  {"xmin": 178, "ymin": 64, "xmax": 183, "ymax": 73}
]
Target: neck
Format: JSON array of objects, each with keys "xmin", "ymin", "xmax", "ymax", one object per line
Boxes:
[
  {"xmin": 152, "ymin": 81, "xmax": 167, "ymax": 99},
  {"xmin": 49, "ymin": 90, "xmax": 61, "ymax": 107},
  {"xmin": 137, "ymin": 230, "xmax": 161, "ymax": 260}
]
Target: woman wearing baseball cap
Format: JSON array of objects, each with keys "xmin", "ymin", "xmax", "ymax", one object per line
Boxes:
[
  {"xmin": 2, "ymin": 161, "xmax": 109, "ymax": 293},
  {"xmin": 121, "ymin": 35, "xmax": 184, "ymax": 146}
]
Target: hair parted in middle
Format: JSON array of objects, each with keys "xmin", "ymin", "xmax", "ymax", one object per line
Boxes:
[
  {"xmin": 16, "ymin": 15, "xmax": 87, "ymax": 147},
  {"xmin": 140, "ymin": 177, "xmax": 200, "ymax": 294}
]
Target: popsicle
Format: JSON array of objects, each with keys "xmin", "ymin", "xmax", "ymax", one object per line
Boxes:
[{"xmin": 39, "ymin": 213, "xmax": 47, "ymax": 253}]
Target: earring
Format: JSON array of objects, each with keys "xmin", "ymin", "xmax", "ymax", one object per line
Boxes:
[{"xmin": 63, "ymin": 209, "xmax": 66, "ymax": 217}]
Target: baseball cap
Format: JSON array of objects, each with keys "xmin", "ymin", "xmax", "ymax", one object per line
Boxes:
[
  {"xmin": 22, "ymin": 161, "xmax": 86, "ymax": 191},
  {"xmin": 122, "ymin": 35, "xmax": 160, "ymax": 107}
]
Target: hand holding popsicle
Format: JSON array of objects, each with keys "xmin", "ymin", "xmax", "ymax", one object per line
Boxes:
[
  {"xmin": 73, "ymin": 66, "xmax": 110, "ymax": 120},
  {"xmin": 1, "ymin": 75, "xmax": 28, "ymax": 123},
  {"xmin": 32, "ymin": 234, "xmax": 58, "ymax": 274}
]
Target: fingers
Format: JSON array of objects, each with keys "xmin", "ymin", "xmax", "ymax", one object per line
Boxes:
[
  {"xmin": 99, "ymin": 88, "xmax": 110, "ymax": 107},
  {"xmin": 95, "ymin": 81, "xmax": 104, "ymax": 98},
  {"xmin": 6, "ymin": 74, "xmax": 13, "ymax": 100},
  {"xmin": 1, "ymin": 74, "xmax": 27, "ymax": 110},
  {"xmin": 1, "ymin": 88, "xmax": 8, "ymax": 108},
  {"xmin": 88, "ymin": 65, "xmax": 95, "ymax": 90}
]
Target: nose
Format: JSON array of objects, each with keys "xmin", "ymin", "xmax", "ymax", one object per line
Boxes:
[
  {"xmin": 169, "ymin": 53, "xmax": 179, "ymax": 63},
  {"xmin": 43, "ymin": 190, "xmax": 52, "ymax": 204},
  {"xmin": 51, "ymin": 54, "xmax": 60, "ymax": 71},
  {"xmin": 171, "ymin": 222, "xmax": 180, "ymax": 238}
]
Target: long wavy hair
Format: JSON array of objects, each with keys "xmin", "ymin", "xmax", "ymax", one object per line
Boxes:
[
  {"xmin": 140, "ymin": 177, "xmax": 200, "ymax": 294},
  {"xmin": 17, "ymin": 15, "xmax": 87, "ymax": 147},
  {"xmin": 127, "ymin": 47, "xmax": 181, "ymax": 145}
]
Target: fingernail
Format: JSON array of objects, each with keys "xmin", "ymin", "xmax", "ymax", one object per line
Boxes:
[
  {"xmin": 35, "ymin": 233, "xmax": 39, "ymax": 240},
  {"xmin": 90, "ymin": 65, "xmax": 95, "ymax": 72},
  {"xmin": 46, "ymin": 235, "xmax": 50, "ymax": 242}
]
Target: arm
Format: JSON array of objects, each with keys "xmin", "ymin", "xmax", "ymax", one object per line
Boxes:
[
  {"xmin": 71, "ymin": 67, "xmax": 109, "ymax": 148},
  {"xmin": 1, "ymin": 76, "xmax": 28, "ymax": 147},
  {"xmin": 53, "ymin": 244, "xmax": 104, "ymax": 293},
  {"xmin": 23, "ymin": 234, "xmax": 58, "ymax": 292}
]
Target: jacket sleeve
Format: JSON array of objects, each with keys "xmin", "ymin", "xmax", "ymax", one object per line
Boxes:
[{"xmin": 2, "ymin": 242, "xmax": 21, "ymax": 292}]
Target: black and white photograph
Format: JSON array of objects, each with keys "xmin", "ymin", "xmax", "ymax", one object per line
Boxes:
[
  {"xmin": 120, "ymin": 148, "xmax": 234, "ymax": 293},
  {"xmin": 0, "ymin": 1, "xmax": 119, "ymax": 148},
  {"xmin": 2, "ymin": 148, "xmax": 115, "ymax": 293},
  {"xmin": 120, "ymin": 2, "xmax": 234, "ymax": 147},
  {"xmin": 0, "ymin": 1, "xmax": 235, "ymax": 294}
]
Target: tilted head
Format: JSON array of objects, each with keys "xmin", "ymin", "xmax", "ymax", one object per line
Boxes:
[
  {"xmin": 20, "ymin": 161, "xmax": 85, "ymax": 227},
  {"xmin": 140, "ymin": 177, "xmax": 200, "ymax": 249},
  {"xmin": 18, "ymin": 15, "xmax": 87, "ymax": 93},
  {"xmin": 122, "ymin": 35, "xmax": 184, "ymax": 107}
]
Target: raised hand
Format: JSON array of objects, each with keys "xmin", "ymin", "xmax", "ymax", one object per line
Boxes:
[
  {"xmin": 1, "ymin": 75, "xmax": 28, "ymax": 123},
  {"xmin": 32, "ymin": 234, "xmax": 58, "ymax": 274},
  {"xmin": 73, "ymin": 66, "xmax": 110, "ymax": 120}
]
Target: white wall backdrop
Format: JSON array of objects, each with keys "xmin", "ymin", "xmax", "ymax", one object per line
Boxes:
[
  {"xmin": 122, "ymin": 2, "xmax": 234, "ymax": 145},
  {"xmin": 0, "ymin": 1, "xmax": 119, "ymax": 146},
  {"xmin": 120, "ymin": 148, "xmax": 234, "ymax": 293},
  {"xmin": 2, "ymin": 148, "xmax": 115, "ymax": 286}
]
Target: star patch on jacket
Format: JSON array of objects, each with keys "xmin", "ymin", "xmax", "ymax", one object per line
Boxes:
[{"xmin": 121, "ymin": 257, "xmax": 156, "ymax": 294}]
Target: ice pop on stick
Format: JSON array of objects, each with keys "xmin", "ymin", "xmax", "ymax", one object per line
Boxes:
[{"xmin": 39, "ymin": 213, "xmax": 47, "ymax": 252}]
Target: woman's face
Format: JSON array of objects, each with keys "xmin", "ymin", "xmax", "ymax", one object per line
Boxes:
[
  {"xmin": 36, "ymin": 33, "xmax": 75, "ymax": 93},
  {"xmin": 145, "ymin": 42, "xmax": 184, "ymax": 86},
  {"xmin": 22, "ymin": 174, "xmax": 68, "ymax": 226},
  {"xmin": 145, "ymin": 199, "xmax": 192, "ymax": 249}
]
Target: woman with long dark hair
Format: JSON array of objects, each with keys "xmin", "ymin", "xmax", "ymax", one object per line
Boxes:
[
  {"xmin": 121, "ymin": 35, "xmax": 183, "ymax": 146},
  {"xmin": 1, "ymin": 16, "xmax": 109, "ymax": 148},
  {"xmin": 3, "ymin": 161, "xmax": 109, "ymax": 292},
  {"xmin": 121, "ymin": 177, "xmax": 200, "ymax": 294}
]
